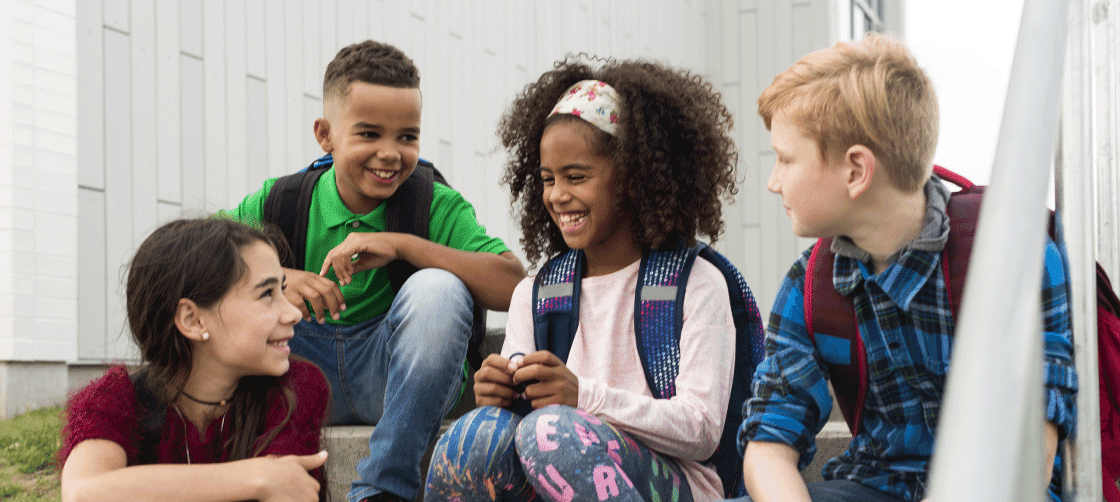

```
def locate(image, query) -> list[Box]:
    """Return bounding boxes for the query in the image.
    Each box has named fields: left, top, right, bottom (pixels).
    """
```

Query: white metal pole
left=926, top=0, right=1068, bottom=500
left=1061, top=0, right=1104, bottom=499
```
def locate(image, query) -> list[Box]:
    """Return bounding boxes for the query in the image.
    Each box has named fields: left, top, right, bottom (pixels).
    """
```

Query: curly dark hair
left=323, top=40, right=420, bottom=100
left=500, top=56, right=738, bottom=267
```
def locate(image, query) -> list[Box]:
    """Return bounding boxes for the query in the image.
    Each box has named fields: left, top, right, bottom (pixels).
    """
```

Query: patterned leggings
left=425, top=405, right=693, bottom=502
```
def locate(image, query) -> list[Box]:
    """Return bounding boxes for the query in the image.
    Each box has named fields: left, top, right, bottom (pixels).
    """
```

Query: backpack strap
left=129, top=368, right=166, bottom=465
left=805, top=239, right=867, bottom=436
left=696, top=243, right=766, bottom=497
left=385, top=159, right=446, bottom=294
left=633, top=244, right=698, bottom=399
left=261, top=156, right=331, bottom=270
left=805, top=165, right=981, bottom=436
left=532, top=249, right=584, bottom=362
left=937, top=165, right=983, bottom=317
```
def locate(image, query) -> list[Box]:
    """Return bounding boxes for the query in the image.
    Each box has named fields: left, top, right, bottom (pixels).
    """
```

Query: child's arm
left=742, top=441, right=811, bottom=502
left=319, top=232, right=525, bottom=311
left=61, top=439, right=326, bottom=502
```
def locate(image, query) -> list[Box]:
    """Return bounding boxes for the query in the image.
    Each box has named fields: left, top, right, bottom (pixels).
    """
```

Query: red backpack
left=804, top=166, right=1120, bottom=499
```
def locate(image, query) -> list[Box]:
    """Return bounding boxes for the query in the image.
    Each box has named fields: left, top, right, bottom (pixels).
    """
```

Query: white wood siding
left=704, top=0, right=832, bottom=314
left=57, top=0, right=847, bottom=362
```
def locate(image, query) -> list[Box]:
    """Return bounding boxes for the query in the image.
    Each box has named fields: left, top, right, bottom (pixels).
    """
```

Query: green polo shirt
left=224, top=166, right=510, bottom=325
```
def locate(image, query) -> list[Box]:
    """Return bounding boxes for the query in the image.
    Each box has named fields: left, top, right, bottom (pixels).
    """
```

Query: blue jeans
left=426, top=405, right=693, bottom=502
left=726, top=479, right=904, bottom=502
left=290, top=269, right=473, bottom=501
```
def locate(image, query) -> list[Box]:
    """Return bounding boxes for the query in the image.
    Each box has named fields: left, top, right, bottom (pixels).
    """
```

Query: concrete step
left=800, top=421, right=852, bottom=483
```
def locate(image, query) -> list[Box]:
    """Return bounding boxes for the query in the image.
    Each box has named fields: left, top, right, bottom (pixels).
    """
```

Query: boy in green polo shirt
left=223, top=40, right=525, bottom=502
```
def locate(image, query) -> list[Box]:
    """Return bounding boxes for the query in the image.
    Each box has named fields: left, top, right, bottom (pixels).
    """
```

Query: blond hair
left=758, top=34, right=938, bottom=192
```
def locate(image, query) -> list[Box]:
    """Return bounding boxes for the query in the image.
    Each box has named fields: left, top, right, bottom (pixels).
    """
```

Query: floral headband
left=548, top=80, right=621, bottom=136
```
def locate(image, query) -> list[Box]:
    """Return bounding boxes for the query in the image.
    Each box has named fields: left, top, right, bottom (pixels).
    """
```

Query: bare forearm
left=393, top=234, right=525, bottom=311
left=64, top=462, right=262, bottom=502
left=1044, top=421, right=1059, bottom=480
left=743, top=441, right=810, bottom=502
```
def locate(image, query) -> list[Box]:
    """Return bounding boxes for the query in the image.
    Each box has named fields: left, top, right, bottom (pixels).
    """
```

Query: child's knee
left=401, top=268, right=471, bottom=304
left=515, top=405, right=611, bottom=457
left=434, top=406, right=521, bottom=468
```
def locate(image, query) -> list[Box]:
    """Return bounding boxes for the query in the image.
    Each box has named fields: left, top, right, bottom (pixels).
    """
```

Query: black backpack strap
left=261, top=155, right=332, bottom=270
left=129, top=368, right=166, bottom=465
left=385, top=160, right=438, bottom=293
left=383, top=159, right=489, bottom=369
left=532, top=249, right=584, bottom=362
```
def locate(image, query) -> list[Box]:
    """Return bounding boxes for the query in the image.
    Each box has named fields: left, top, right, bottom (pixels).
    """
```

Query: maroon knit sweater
left=59, top=359, right=329, bottom=485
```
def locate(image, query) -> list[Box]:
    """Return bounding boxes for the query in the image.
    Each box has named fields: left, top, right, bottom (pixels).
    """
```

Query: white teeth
left=560, top=213, right=587, bottom=225
left=270, top=340, right=288, bottom=347
left=372, top=170, right=396, bottom=179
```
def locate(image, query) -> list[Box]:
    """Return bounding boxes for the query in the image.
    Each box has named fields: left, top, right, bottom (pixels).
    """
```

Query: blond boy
left=734, top=35, right=1076, bottom=502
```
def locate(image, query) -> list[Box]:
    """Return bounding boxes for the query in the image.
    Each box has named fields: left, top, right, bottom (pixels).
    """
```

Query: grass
left=0, top=406, right=62, bottom=501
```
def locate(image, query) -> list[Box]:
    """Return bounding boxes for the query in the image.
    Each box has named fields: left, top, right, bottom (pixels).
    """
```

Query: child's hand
left=319, top=233, right=400, bottom=286
left=282, top=268, right=345, bottom=323
left=248, top=450, right=326, bottom=502
left=473, top=354, right=520, bottom=408
left=512, top=351, right=579, bottom=409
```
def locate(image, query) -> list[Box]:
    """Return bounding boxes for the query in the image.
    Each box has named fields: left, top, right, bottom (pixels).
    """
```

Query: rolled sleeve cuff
left=739, top=411, right=818, bottom=470
left=1043, top=356, right=1078, bottom=440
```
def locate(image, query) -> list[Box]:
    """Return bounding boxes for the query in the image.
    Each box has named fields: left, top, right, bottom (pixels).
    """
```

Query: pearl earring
left=201, top=332, right=209, bottom=341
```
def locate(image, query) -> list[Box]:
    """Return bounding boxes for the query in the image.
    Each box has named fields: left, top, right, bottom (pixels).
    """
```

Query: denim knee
left=397, top=269, right=472, bottom=319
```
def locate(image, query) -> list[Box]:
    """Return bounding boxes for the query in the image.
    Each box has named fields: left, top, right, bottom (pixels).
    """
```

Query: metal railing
left=926, top=0, right=1070, bottom=500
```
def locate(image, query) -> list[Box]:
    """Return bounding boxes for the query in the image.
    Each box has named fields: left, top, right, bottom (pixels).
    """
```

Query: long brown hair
left=125, top=217, right=297, bottom=460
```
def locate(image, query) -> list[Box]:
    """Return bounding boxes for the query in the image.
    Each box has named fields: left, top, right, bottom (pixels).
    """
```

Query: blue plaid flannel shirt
left=739, top=241, right=1078, bottom=501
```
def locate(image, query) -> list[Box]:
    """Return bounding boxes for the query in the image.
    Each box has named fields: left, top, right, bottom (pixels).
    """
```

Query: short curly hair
left=323, top=40, right=420, bottom=101
left=500, top=56, right=738, bottom=267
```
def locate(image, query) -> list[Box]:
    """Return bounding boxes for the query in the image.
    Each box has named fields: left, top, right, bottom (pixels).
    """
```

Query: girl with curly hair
left=59, top=218, right=330, bottom=502
left=425, top=56, right=743, bottom=502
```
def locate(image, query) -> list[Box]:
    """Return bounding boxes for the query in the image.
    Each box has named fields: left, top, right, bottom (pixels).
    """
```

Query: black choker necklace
left=179, top=389, right=232, bottom=407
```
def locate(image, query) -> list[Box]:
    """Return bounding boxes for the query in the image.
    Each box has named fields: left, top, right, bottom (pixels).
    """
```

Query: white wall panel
left=180, top=55, right=204, bottom=210
left=225, top=0, right=248, bottom=207
left=131, top=0, right=157, bottom=243
left=302, top=1, right=320, bottom=98
left=202, top=0, right=227, bottom=210
left=102, top=0, right=128, bottom=34
left=246, top=0, right=266, bottom=80
left=75, top=0, right=103, bottom=190
left=284, top=0, right=304, bottom=177
left=78, top=189, right=107, bottom=361
left=179, top=0, right=202, bottom=58
left=155, top=0, right=180, bottom=204
left=246, top=77, right=268, bottom=192
left=265, top=0, right=287, bottom=179
left=103, top=28, right=133, bottom=360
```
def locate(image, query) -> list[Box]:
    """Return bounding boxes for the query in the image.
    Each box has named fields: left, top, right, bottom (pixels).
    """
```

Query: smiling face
left=540, top=119, right=638, bottom=274
left=197, top=241, right=301, bottom=378
left=316, top=82, right=422, bottom=215
left=767, top=113, right=853, bottom=238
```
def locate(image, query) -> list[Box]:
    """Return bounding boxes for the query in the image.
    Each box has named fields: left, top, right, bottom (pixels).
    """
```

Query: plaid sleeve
left=1041, top=239, right=1078, bottom=440
left=738, top=250, right=834, bottom=470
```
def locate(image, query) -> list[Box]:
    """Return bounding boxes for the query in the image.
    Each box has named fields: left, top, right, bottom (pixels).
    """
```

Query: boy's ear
left=174, top=298, right=209, bottom=342
left=843, top=144, right=876, bottom=199
left=313, top=118, right=333, bottom=153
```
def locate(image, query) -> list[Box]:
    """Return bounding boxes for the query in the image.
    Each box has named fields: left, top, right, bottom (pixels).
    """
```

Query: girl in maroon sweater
left=60, top=218, right=330, bottom=502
